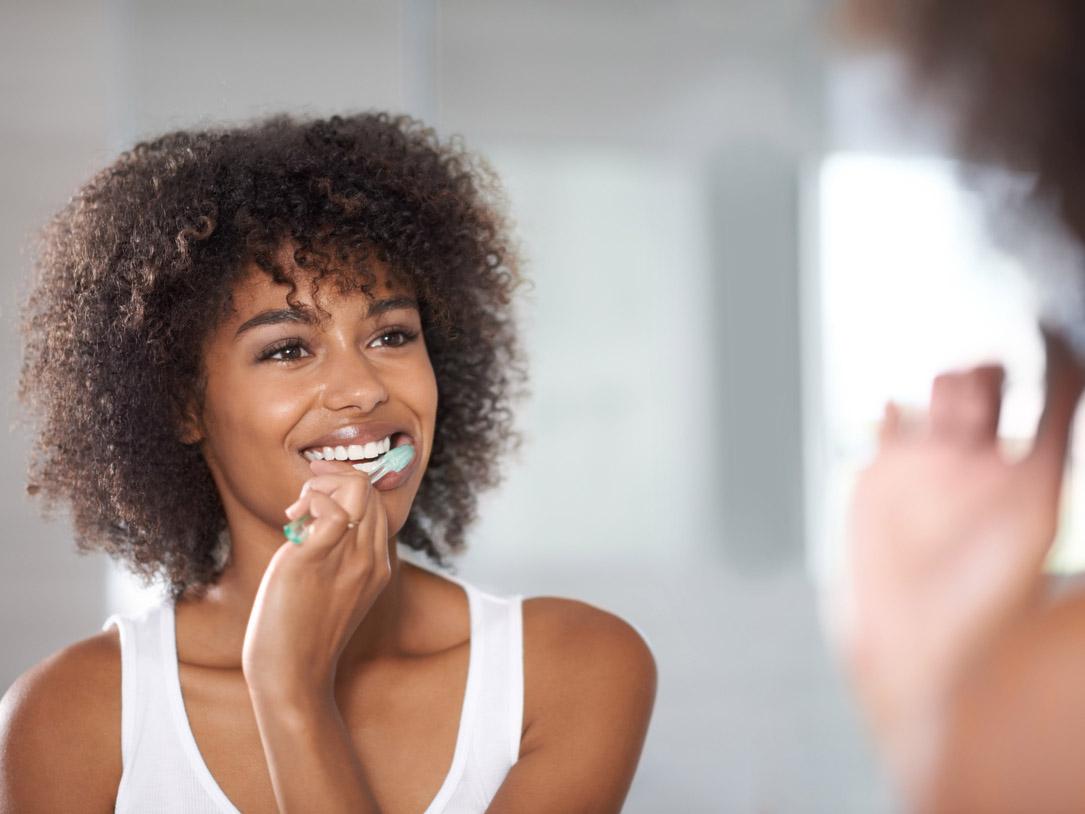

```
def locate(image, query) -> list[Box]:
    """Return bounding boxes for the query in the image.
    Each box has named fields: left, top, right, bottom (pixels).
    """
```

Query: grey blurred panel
left=116, top=0, right=403, bottom=142
left=439, top=0, right=823, bottom=154
left=709, top=143, right=806, bottom=574
left=0, top=1, right=113, bottom=142
left=0, top=563, right=109, bottom=692
left=401, top=0, right=438, bottom=122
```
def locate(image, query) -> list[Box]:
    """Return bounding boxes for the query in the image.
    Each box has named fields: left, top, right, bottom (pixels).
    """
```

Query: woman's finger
left=297, top=472, right=370, bottom=503
left=297, top=490, right=356, bottom=551
left=929, top=365, right=1004, bottom=448
left=289, top=468, right=372, bottom=522
left=1023, top=327, right=1085, bottom=490
left=878, top=401, right=902, bottom=448
left=878, top=401, right=929, bottom=448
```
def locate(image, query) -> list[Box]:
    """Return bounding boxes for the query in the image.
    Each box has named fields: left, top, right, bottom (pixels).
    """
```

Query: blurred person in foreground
left=830, top=2, right=1085, bottom=811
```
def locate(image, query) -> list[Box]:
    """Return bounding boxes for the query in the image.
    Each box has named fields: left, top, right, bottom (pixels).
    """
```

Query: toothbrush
left=283, top=444, right=415, bottom=544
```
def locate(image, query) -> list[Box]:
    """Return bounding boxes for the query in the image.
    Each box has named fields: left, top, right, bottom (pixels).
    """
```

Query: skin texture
left=0, top=254, right=657, bottom=813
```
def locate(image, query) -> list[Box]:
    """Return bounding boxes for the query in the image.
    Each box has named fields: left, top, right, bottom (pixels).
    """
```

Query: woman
left=0, top=113, right=656, bottom=813
left=834, top=2, right=1085, bottom=811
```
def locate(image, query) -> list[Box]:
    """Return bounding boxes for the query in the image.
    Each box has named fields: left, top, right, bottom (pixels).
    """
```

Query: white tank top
left=101, top=575, right=524, bottom=813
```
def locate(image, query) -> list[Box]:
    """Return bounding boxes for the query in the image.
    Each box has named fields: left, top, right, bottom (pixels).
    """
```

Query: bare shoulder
left=520, top=597, right=656, bottom=752
left=522, top=596, right=656, bottom=678
left=484, top=597, right=656, bottom=811
left=0, top=627, right=121, bottom=813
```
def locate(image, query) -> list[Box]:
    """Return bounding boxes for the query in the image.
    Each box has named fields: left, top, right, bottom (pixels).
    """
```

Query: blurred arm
left=917, top=590, right=1085, bottom=813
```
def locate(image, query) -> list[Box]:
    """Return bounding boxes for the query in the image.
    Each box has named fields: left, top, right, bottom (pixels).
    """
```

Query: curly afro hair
left=840, top=0, right=1085, bottom=246
left=19, top=112, right=526, bottom=601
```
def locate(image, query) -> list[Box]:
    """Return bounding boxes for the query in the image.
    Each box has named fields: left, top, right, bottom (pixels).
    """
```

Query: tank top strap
left=425, top=574, right=524, bottom=811
left=102, top=603, right=162, bottom=777
left=102, top=600, right=232, bottom=812
left=469, top=586, right=524, bottom=766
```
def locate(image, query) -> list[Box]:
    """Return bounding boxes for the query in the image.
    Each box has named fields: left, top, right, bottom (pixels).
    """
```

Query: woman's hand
left=835, top=328, right=1085, bottom=793
left=241, top=459, right=391, bottom=705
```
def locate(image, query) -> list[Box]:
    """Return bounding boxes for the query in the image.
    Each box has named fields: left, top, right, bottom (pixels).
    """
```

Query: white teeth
left=352, top=460, right=383, bottom=474
left=304, top=435, right=395, bottom=462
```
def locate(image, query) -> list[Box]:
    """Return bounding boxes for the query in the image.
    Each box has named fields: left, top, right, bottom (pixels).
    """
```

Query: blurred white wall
left=0, top=2, right=893, bottom=811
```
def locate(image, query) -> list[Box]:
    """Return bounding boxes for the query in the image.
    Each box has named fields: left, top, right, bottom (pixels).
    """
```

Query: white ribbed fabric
left=101, top=575, right=524, bottom=813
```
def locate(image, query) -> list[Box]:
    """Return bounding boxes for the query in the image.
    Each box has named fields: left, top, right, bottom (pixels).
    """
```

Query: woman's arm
left=0, top=631, right=121, bottom=814
left=486, top=598, right=657, bottom=814
left=248, top=685, right=378, bottom=813
left=242, top=461, right=394, bottom=812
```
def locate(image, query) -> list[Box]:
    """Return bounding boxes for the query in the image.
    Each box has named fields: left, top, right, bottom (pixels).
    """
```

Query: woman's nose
left=320, top=348, right=389, bottom=413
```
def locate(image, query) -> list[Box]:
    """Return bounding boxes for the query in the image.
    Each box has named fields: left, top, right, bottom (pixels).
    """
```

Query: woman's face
left=189, top=256, right=437, bottom=541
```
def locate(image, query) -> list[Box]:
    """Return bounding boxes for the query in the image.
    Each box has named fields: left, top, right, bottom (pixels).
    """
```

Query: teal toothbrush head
left=370, top=444, right=414, bottom=484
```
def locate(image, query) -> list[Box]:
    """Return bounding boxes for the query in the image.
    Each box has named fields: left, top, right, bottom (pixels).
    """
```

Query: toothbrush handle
left=283, top=513, right=311, bottom=544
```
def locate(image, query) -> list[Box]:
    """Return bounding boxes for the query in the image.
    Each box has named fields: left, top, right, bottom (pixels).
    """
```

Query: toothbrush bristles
left=370, top=444, right=414, bottom=483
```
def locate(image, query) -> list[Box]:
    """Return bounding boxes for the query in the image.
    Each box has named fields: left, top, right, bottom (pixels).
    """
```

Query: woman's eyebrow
left=366, top=296, right=418, bottom=317
left=233, top=297, right=419, bottom=338
left=234, top=308, right=315, bottom=337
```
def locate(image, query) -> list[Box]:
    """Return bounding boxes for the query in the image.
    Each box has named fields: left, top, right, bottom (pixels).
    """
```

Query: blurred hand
left=835, top=328, right=1085, bottom=788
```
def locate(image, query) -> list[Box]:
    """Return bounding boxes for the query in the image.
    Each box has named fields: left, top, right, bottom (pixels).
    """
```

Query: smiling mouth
left=300, top=433, right=413, bottom=475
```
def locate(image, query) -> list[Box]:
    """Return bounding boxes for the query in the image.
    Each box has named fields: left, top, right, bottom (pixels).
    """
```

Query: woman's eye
left=259, top=340, right=311, bottom=362
left=370, top=329, right=418, bottom=349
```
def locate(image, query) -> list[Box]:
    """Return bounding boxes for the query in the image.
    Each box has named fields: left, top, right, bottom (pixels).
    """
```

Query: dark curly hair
left=840, top=0, right=1085, bottom=247
left=18, top=112, right=526, bottom=602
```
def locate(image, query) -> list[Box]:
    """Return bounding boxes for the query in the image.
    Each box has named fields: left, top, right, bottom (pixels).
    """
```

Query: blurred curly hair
left=19, top=112, right=526, bottom=601
left=840, top=0, right=1085, bottom=245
